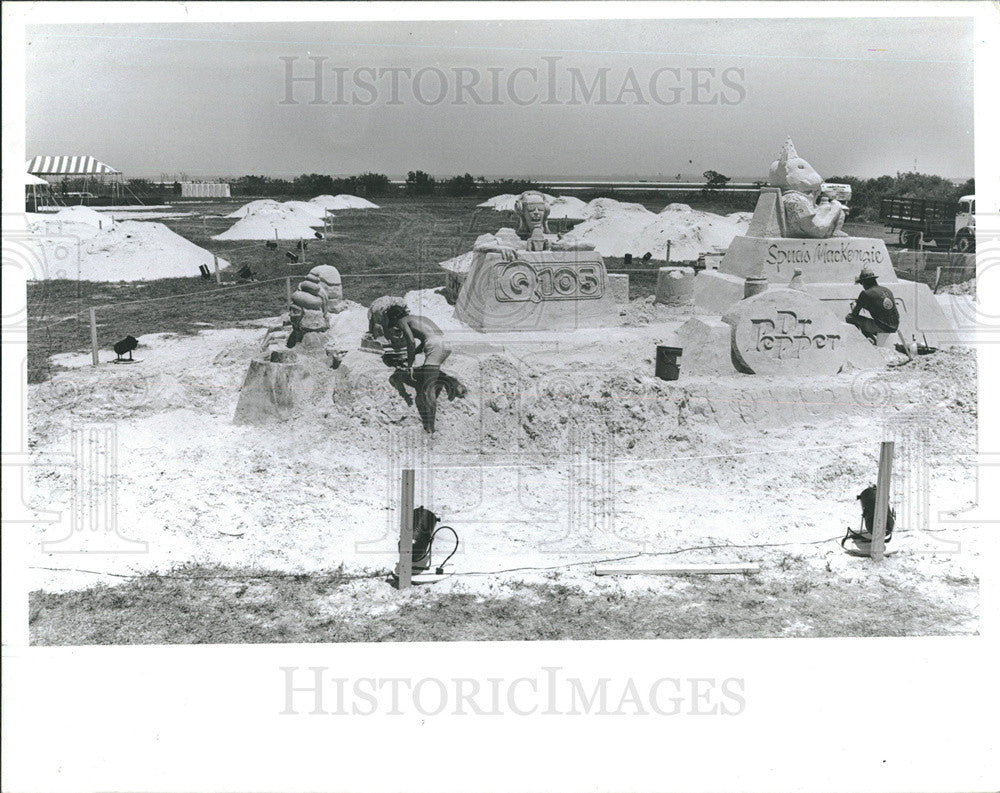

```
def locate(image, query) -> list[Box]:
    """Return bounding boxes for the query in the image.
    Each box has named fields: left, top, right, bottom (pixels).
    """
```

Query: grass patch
left=29, top=562, right=977, bottom=644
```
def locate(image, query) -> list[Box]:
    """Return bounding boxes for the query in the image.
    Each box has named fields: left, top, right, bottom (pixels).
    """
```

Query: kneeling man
left=845, top=266, right=914, bottom=361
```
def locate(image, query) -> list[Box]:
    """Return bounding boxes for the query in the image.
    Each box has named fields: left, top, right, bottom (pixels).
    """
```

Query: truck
left=879, top=194, right=975, bottom=252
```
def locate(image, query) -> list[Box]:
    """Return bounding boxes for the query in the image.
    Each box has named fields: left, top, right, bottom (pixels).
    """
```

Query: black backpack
left=842, top=485, right=895, bottom=548
left=411, top=506, right=438, bottom=571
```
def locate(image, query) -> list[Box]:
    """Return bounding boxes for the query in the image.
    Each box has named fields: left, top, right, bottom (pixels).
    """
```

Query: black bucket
left=655, top=346, right=683, bottom=381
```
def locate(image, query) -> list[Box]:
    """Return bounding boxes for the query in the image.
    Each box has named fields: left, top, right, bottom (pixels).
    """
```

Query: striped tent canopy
left=26, top=155, right=120, bottom=175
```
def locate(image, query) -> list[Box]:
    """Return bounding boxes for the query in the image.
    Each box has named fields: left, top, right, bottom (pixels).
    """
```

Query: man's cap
left=855, top=266, right=876, bottom=283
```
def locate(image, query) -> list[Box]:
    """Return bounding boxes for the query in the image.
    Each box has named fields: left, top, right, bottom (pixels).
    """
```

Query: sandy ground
left=26, top=290, right=979, bottom=630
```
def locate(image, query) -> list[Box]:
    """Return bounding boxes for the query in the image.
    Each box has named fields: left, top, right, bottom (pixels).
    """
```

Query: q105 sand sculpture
left=454, top=190, right=625, bottom=331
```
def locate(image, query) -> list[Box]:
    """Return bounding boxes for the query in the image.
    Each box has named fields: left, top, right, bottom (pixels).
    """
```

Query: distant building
left=181, top=182, right=231, bottom=198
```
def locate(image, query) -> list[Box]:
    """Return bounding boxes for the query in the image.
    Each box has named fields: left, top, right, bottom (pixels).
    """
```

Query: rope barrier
left=87, top=276, right=292, bottom=310
left=76, top=271, right=445, bottom=311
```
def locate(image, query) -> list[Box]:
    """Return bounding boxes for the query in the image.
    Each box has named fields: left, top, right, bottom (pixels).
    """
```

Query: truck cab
left=954, top=195, right=975, bottom=253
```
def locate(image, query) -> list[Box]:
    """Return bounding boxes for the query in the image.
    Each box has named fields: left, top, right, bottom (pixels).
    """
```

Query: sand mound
left=98, top=210, right=194, bottom=220
left=477, top=193, right=559, bottom=212
left=213, top=212, right=323, bottom=241
left=310, top=194, right=380, bottom=210
left=445, top=198, right=749, bottom=264
left=282, top=200, right=329, bottom=220
left=215, top=202, right=327, bottom=240
left=548, top=195, right=590, bottom=220
left=51, top=205, right=112, bottom=228
left=277, top=204, right=325, bottom=227
left=226, top=199, right=283, bottom=219
left=560, top=199, right=749, bottom=260
left=25, top=219, right=230, bottom=281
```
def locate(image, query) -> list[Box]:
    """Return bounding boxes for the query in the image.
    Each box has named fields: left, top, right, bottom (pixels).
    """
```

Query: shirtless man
left=383, top=305, right=453, bottom=433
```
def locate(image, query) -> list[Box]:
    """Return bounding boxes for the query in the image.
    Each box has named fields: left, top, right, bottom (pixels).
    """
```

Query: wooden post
left=666, top=240, right=672, bottom=263
left=396, top=469, right=415, bottom=588
left=89, top=307, right=99, bottom=366
left=286, top=276, right=293, bottom=308
left=300, top=239, right=306, bottom=266
left=213, top=254, right=221, bottom=284
left=871, top=441, right=895, bottom=561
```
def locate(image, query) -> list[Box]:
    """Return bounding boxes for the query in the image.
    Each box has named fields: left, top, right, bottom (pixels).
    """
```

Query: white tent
left=24, top=172, right=49, bottom=211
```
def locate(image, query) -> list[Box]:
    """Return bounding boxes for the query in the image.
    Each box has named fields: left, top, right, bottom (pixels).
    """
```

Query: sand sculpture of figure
left=368, top=295, right=409, bottom=339
left=473, top=190, right=595, bottom=258
left=360, top=294, right=409, bottom=352
left=769, top=138, right=848, bottom=239
left=287, top=265, right=346, bottom=348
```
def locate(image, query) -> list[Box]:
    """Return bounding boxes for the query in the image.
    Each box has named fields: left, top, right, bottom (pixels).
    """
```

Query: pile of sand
left=213, top=213, right=323, bottom=241
left=282, top=200, right=330, bottom=220
left=226, top=199, right=283, bottom=219
left=37, top=205, right=193, bottom=221
left=310, top=194, right=380, bottom=210
left=25, top=219, right=230, bottom=281
left=52, top=205, right=113, bottom=228
left=463, top=197, right=748, bottom=261
left=96, top=210, right=194, bottom=220
left=478, top=193, right=556, bottom=212
left=216, top=199, right=333, bottom=240
left=548, top=195, right=590, bottom=220
left=559, top=200, right=750, bottom=260
left=227, top=201, right=322, bottom=226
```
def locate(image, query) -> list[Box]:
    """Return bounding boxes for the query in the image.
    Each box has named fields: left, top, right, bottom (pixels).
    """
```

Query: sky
left=25, top=18, right=974, bottom=180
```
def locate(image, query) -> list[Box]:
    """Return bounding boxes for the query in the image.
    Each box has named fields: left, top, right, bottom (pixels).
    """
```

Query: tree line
left=823, top=172, right=975, bottom=222
left=223, top=172, right=540, bottom=198
left=123, top=170, right=974, bottom=214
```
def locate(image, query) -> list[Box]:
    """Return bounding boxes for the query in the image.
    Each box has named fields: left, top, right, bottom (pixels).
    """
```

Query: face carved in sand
left=515, top=191, right=551, bottom=237
left=769, top=138, right=823, bottom=195
left=766, top=138, right=848, bottom=239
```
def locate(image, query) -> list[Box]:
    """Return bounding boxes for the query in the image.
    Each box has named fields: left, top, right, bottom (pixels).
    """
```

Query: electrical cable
left=428, top=525, right=460, bottom=573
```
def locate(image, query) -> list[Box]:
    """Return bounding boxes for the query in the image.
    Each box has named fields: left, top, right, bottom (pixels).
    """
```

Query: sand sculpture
left=454, top=191, right=622, bottom=331
left=690, top=138, right=954, bottom=366
left=362, top=295, right=409, bottom=351
left=284, top=265, right=346, bottom=349
left=768, top=138, right=848, bottom=239
left=472, top=190, right=597, bottom=255
left=233, top=265, right=349, bottom=424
